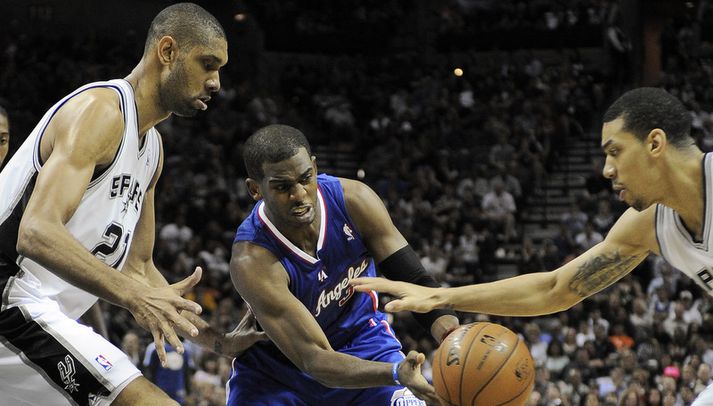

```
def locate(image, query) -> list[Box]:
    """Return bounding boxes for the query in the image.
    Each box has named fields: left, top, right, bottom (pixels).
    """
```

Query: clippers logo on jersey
left=390, top=388, right=426, bottom=406
left=58, top=354, right=80, bottom=394
left=343, top=223, right=354, bottom=241
left=94, top=354, right=113, bottom=371
left=314, top=258, right=369, bottom=317
left=109, top=174, right=144, bottom=213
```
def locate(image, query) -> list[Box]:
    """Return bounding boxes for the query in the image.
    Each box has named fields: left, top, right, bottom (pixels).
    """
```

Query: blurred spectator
left=481, top=179, right=517, bottom=241
left=544, top=338, right=570, bottom=380
left=575, top=221, right=603, bottom=251
left=144, top=341, right=193, bottom=405
left=121, top=330, right=142, bottom=369
left=561, top=202, right=588, bottom=235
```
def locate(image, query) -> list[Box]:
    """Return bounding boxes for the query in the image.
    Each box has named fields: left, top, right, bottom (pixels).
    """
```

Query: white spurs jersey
left=0, top=79, right=160, bottom=319
left=656, top=153, right=713, bottom=295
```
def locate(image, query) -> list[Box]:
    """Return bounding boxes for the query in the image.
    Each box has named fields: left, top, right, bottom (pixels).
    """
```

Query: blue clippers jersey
left=234, top=174, right=381, bottom=349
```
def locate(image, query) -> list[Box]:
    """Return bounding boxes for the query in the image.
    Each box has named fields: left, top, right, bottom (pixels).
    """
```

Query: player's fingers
left=168, top=311, right=200, bottom=337
left=172, top=296, right=202, bottom=315
left=160, top=322, right=184, bottom=354
left=384, top=299, right=407, bottom=313
left=349, top=277, right=391, bottom=291
left=172, top=267, right=203, bottom=295
left=152, top=330, right=167, bottom=367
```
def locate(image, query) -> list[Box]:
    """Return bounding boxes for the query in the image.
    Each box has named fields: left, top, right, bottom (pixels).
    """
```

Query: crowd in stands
left=4, top=1, right=713, bottom=405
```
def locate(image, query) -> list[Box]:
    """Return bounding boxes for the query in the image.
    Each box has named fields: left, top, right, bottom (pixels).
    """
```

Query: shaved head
left=143, top=3, right=225, bottom=56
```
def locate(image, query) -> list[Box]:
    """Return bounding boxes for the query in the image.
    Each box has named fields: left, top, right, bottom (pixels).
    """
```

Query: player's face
left=258, top=148, right=319, bottom=227
left=601, top=118, right=658, bottom=211
left=159, top=36, right=228, bottom=117
left=0, top=114, right=9, bottom=165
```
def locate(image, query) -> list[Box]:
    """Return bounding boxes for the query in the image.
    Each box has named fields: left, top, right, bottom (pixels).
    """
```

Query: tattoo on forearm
left=214, top=338, right=223, bottom=354
left=568, top=250, right=644, bottom=297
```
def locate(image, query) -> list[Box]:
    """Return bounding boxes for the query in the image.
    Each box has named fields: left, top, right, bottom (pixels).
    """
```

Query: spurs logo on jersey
left=58, top=355, right=80, bottom=394
left=656, top=154, right=713, bottom=297
left=314, top=258, right=369, bottom=317
left=110, top=174, right=144, bottom=214
left=0, top=79, right=160, bottom=320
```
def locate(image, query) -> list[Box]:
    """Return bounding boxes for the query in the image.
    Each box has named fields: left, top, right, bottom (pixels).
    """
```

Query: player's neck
left=663, top=148, right=706, bottom=237
left=267, top=206, right=322, bottom=256
left=124, top=62, right=171, bottom=137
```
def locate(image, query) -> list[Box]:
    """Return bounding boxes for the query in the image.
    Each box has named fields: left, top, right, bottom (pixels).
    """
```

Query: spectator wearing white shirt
left=481, top=179, right=517, bottom=241
left=575, top=222, right=603, bottom=251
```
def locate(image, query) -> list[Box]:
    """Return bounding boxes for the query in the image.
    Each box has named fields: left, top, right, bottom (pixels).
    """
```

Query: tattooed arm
left=352, top=207, right=656, bottom=316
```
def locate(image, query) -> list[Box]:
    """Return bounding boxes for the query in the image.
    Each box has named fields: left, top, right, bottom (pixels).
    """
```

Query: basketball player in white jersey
left=0, top=3, right=263, bottom=405
left=353, top=87, right=713, bottom=405
left=0, top=105, right=9, bottom=166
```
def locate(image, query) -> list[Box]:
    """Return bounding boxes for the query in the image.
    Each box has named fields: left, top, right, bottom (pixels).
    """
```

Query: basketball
left=432, top=322, right=535, bottom=406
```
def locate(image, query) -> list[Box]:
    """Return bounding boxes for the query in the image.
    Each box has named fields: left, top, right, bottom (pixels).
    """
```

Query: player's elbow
left=300, top=351, right=340, bottom=388
left=16, top=218, right=44, bottom=257
left=548, top=272, right=584, bottom=313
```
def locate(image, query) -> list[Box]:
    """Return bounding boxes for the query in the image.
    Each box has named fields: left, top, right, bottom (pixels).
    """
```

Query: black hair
left=143, top=3, right=225, bottom=56
left=602, top=87, right=693, bottom=148
left=243, top=124, right=312, bottom=180
left=0, top=105, right=7, bottom=118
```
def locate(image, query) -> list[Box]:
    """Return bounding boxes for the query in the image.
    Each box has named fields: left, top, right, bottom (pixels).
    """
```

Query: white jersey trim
left=256, top=188, right=327, bottom=265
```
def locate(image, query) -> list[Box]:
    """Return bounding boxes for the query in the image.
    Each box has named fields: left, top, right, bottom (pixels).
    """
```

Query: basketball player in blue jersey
left=228, top=124, right=460, bottom=405
left=353, top=87, right=713, bottom=405
left=0, top=4, right=263, bottom=405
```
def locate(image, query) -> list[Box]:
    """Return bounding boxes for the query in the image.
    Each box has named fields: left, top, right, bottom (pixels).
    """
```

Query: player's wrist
left=392, top=360, right=402, bottom=385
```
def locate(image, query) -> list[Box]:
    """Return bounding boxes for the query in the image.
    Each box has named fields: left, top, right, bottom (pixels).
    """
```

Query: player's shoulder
left=232, top=240, right=279, bottom=269
left=52, top=86, right=125, bottom=140
left=61, top=87, right=124, bottom=124
left=336, top=177, right=374, bottom=202
left=46, top=87, right=126, bottom=162
left=606, top=205, right=658, bottom=253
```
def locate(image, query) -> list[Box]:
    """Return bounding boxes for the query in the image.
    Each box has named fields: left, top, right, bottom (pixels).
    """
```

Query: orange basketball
left=432, top=322, right=535, bottom=406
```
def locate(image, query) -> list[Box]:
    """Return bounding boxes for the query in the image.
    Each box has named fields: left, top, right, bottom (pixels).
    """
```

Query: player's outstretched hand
left=350, top=277, right=440, bottom=313
left=222, top=307, right=269, bottom=357
left=398, top=351, right=441, bottom=405
left=129, top=267, right=203, bottom=367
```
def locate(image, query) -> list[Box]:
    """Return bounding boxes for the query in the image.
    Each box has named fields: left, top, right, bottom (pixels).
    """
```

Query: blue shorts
left=226, top=316, right=425, bottom=405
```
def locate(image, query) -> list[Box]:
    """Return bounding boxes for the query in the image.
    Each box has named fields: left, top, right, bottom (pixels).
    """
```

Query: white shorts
left=0, top=299, right=141, bottom=405
left=693, top=382, right=713, bottom=406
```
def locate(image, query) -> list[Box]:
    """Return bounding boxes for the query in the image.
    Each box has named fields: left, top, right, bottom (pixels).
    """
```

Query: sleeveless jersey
left=656, top=153, right=713, bottom=295
left=0, top=79, right=161, bottom=319
left=235, top=174, right=382, bottom=352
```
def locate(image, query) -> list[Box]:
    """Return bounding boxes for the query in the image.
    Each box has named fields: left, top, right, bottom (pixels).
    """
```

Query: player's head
left=144, top=3, right=228, bottom=117
left=243, top=125, right=318, bottom=226
left=601, top=87, right=694, bottom=211
left=0, top=105, right=9, bottom=166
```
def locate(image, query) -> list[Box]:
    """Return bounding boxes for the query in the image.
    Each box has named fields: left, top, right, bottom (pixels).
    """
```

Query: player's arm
left=230, top=242, right=439, bottom=403
left=120, top=135, right=265, bottom=358
left=341, top=178, right=459, bottom=341
left=16, top=89, right=201, bottom=363
left=353, top=207, right=656, bottom=316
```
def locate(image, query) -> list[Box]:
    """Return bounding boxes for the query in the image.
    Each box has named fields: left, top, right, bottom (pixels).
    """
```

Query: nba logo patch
left=343, top=223, right=354, bottom=241
left=94, top=355, right=113, bottom=371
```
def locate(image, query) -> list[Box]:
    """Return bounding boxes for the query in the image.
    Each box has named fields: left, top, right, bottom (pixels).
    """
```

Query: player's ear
left=245, top=178, right=262, bottom=201
left=648, top=128, right=666, bottom=157
left=311, top=156, right=318, bottom=174
left=157, top=36, right=177, bottom=65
